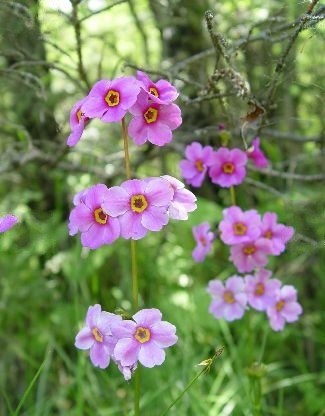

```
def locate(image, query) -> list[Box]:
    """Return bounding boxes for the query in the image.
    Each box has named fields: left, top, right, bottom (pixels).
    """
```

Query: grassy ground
left=1, top=187, right=325, bottom=416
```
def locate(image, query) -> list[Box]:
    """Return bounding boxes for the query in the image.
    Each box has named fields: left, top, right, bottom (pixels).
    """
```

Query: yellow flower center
left=276, top=300, right=285, bottom=311
left=222, top=162, right=235, bottom=174
left=224, top=290, right=235, bottom=304
left=149, top=86, right=159, bottom=97
left=243, top=245, right=256, bottom=255
left=233, top=222, right=247, bottom=235
left=264, top=230, right=272, bottom=239
left=255, top=283, right=265, bottom=296
left=77, top=109, right=83, bottom=123
left=92, top=327, right=104, bottom=342
left=199, top=237, right=207, bottom=246
left=195, top=159, right=204, bottom=172
left=134, top=326, right=151, bottom=343
left=144, top=107, right=158, bottom=124
left=94, top=207, right=108, bottom=225
left=131, top=194, right=148, bottom=213
left=105, top=89, right=120, bottom=107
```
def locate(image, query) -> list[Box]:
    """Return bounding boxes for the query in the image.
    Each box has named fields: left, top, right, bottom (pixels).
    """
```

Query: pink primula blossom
left=207, top=276, right=247, bottom=321
left=266, top=285, right=303, bottom=331
left=179, top=142, right=214, bottom=187
left=208, top=147, right=247, bottom=188
left=219, top=206, right=262, bottom=245
left=112, top=308, right=178, bottom=368
left=81, top=76, right=140, bottom=123
left=192, top=222, right=215, bottom=262
left=75, top=304, right=122, bottom=369
left=260, top=212, right=294, bottom=255
left=68, top=184, right=120, bottom=249
left=0, top=215, right=18, bottom=233
left=245, top=269, right=281, bottom=311
left=246, top=137, right=269, bottom=168
left=161, top=175, right=197, bottom=220
left=67, top=96, right=90, bottom=147
left=137, top=71, right=178, bottom=104
left=102, top=178, right=173, bottom=240
left=229, top=238, right=272, bottom=273
left=128, top=91, right=182, bottom=146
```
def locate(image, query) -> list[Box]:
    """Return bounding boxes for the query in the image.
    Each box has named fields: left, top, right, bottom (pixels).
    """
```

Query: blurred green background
left=0, top=0, right=325, bottom=414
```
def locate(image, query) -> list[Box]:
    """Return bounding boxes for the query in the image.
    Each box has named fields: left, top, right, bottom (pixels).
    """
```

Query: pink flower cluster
left=219, top=206, right=294, bottom=273
left=68, top=176, right=196, bottom=248
left=192, top=222, right=215, bottom=262
left=179, top=137, right=269, bottom=188
left=207, top=269, right=302, bottom=331
left=67, top=71, right=181, bottom=147
left=75, top=305, right=177, bottom=379
left=205, top=206, right=301, bottom=331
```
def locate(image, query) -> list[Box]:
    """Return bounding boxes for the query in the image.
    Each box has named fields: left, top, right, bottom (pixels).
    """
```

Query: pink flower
left=229, top=238, right=272, bottom=273
left=112, top=308, right=178, bottom=368
left=260, top=212, right=294, bottom=255
left=75, top=304, right=122, bottom=369
left=102, top=178, right=173, bottom=240
left=192, top=222, right=215, bottom=262
left=115, top=361, right=137, bottom=381
left=81, top=76, right=140, bottom=122
left=245, top=269, right=281, bottom=311
left=247, top=137, right=269, bottom=168
left=136, top=70, right=178, bottom=104
left=219, top=206, right=262, bottom=245
left=266, top=285, right=303, bottom=331
left=68, top=184, right=120, bottom=249
left=128, top=91, right=182, bottom=146
left=0, top=215, right=18, bottom=233
left=161, top=175, right=197, bottom=220
left=179, top=142, right=214, bottom=187
left=207, top=276, right=247, bottom=321
left=208, top=147, right=247, bottom=187
left=67, top=96, right=90, bottom=147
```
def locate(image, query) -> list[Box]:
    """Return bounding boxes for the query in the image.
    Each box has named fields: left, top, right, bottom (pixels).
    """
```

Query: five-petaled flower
left=67, top=96, right=90, bottom=147
left=266, top=285, right=303, bottom=331
left=260, top=212, right=294, bottom=255
left=112, top=308, right=178, bottom=368
left=179, top=141, right=214, bottom=187
left=219, top=206, right=262, bottom=245
left=246, top=137, right=269, bottom=168
left=128, top=91, right=182, bottom=146
left=68, top=184, right=120, bottom=249
left=208, top=147, right=247, bottom=187
left=245, top=269, right=281, bottom=311
left=229, top=238, right=272, bottom=273
left=102, top=178, right=173, bottom=240
left=192, top=222, right=215, bottom=262
left=0, top=214, right=18, bottom=233
left=207, top=276, right=247, bottom=321
left=161, top=175, right=197, bottom=220
left=137, top=70, right=178, bottom=104
left=81, top=76, right=141, bottom=123
left=75, top=304, right=122, bottom=369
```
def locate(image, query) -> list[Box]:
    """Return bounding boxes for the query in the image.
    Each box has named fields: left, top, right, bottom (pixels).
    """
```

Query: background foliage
left=0, top=0, right=325, bottom=415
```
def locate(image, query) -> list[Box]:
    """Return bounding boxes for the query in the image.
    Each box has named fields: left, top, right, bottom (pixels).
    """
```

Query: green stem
left=134, top=367, right=140, bottom=416
left=131, top=239, right=139, bottom=311
left=121, top=116, right=140, bottom=416
left=160, top=348, right=224, bottom=416
left=229, top=185, right=236, bottom=206
left=160, top=369, right=205, bottom=416
left=122, top=117, right=131, bottom=180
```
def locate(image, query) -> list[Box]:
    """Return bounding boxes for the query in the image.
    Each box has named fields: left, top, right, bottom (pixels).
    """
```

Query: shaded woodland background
left=0, top=0, right=325, bottom=415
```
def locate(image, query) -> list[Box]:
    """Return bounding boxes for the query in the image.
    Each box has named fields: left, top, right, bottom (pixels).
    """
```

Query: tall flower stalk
left=69, top=72, right=191, bottom=415
left=121, top=115, right=140, bottom=415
